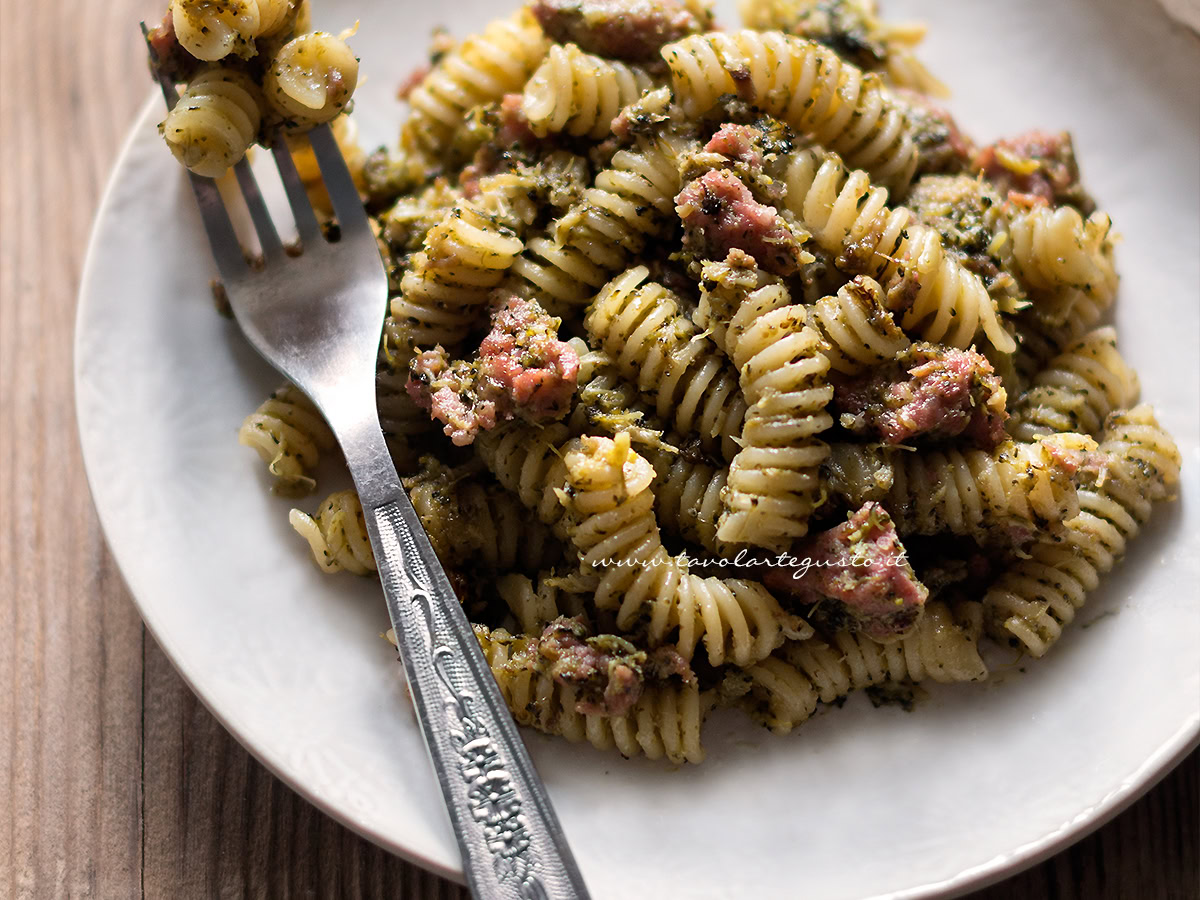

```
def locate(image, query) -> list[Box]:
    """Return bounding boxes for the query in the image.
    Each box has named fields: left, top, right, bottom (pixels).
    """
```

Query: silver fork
left=145, top=34, right=590, bottom=900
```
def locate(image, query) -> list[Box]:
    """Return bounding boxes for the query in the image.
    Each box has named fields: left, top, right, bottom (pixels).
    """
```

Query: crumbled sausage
left=537, top=616, right=694, bottom=716
left=407, top=296, right=580, bottom=445
left=705, top=123, right=765, bottom=171
left=676, top=170, right=809, bottom=276
left=973, top=130, right=1095, bottom=212
left=833, top=343, right=1009, bottom=449
left=763, top=503, right=928, bottom=642
left=530, top=0, right=708, bottom=61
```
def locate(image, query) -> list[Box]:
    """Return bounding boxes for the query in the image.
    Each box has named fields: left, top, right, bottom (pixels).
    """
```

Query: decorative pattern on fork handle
left=370, top=499, right=582, bottom=900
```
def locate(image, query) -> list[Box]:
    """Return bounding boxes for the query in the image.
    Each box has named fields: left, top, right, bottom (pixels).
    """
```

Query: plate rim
left=74, top=92, right=1199, bottom=900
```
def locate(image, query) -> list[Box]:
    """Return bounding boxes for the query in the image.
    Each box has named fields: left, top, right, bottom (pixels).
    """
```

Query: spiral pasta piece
left=496, top=573, right=590, bottom=634
left=522, top=42, right=655, bottom=139
left=289, top=490, right=374, bottom=575
left=660, top=30, right=917, bottom=189
left=824, top=432, right=1097, bottom=538
left=476, top=378, right=708, bottom=557
left=238, top=383, right=335, bottom=496
left=806, top=275, right=910, bottom=375
left=375, top=367, right=434, bottom=445
left=976, top=202, right=1114, bottom=385
left=264, top=31, right=359, bottom=129
left=475, top=422, right=574, bottom=537
left=1009, top=290, right=1106, bottom=385
left=160, top=67, right=262, bottom=177
left=1007, top=327, right=1140, bottom=442
left=783, top=148, right=1015, bottom=353
left=509, top=135, right=686, bottom=310
left=388, top=203, right=524, bottom=358
left=643, top=444, right=728, bottom=555
left=737, top=600, right=987, bottom=733
left=585, top=267, right=747, bottom=461
left=568, top=342, right=669, bottom=447
left=1001, top=205, right=1118, bottom=303
left=983, top=406, right=1180, bottom=657
left=567, top=342, right=732, bottom=554
left=737, top=0, right=947, bottom=97
left=402, top=10, right=549, bottom=159
left=254, top=0, right=296, bottom=37
left=559, top=434, right=806, bottom=666
left=509, top=235, right=614, bottom=310
left=403, top=458, right=564, bottom=573
left=712, top=281, right=834, bottom=549
left=170, top=0, right=297, bottom=61
left=476, top=626, right=708, bottom=764
left=567, top=343, right=733, bottom=554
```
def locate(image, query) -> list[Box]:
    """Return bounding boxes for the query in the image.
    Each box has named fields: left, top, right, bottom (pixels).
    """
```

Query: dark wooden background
left=1, top=1, right=1195, bottom=897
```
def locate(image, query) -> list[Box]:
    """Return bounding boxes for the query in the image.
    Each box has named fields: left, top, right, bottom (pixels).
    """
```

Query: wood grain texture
left=0, top=0, right=1194, bottom=898
left=1, top=0, right=155, bottom=898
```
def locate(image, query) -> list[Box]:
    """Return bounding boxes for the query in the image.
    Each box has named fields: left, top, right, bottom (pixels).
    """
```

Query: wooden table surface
left=1, top=1, right=1196, bottom=897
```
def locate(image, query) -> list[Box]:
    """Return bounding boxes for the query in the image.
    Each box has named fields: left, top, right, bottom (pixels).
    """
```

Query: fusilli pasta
left=999, top=204, right=1118, bottom=303
left=823, top=432, right=1097, bottom=538
left=264, top=31, right=359, bottom=129
left=661, top=29, right=918, bottom=189
left=735, top=600, right=987, bottom=733
left=569, top=342, right=730, bottom=554
left=403, top=458, right=564, bottom=573
left=805, top=275, right=910, bottom=375
left=401, top=10, right=549, bottom=160
left=289, top=489, right=374, bottom=575
left=1008, top=290, right=1108, bottom=388
left=497, top=573, right=590, bottom=634
left=559, top=434, right=807, bottom=666
left=705, top=278, right=834, bottom=549
left=1007, top=327, right=1139, bottom=442
left=522, top=42, right=655, bottom=139
left=643, top=443, right=729, bottom=555
left=509, top=134, right=686, bottom=311
left=388, top=203, right=524, bottom=357
left=476, top=625, right=709, bottom=764
left=782, top=147, right=1016, bottom=352
left=170, top=0, right=298, bottom=61
left=160, top=67, right=263, bottom=178
left=238, top=383, right=335, bottom=496
left=585, top=267, right=747, bottom=461
left=475, top=421, right=574, bottom=537
left=737, top=0, right=948, bottom=97
left=983, top=406, right=1181, bottom=657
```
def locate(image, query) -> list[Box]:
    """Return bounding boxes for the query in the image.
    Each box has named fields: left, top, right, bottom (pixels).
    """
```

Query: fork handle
left=345, top=437, right=590, bottom=900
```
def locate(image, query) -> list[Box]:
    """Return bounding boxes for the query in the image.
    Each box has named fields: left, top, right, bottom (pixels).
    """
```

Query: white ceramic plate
left=77, top=0, right=1200, bottom=897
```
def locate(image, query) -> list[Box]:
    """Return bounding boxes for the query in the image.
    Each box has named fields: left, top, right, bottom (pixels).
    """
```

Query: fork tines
left=140, top=23, right=366, bottom=279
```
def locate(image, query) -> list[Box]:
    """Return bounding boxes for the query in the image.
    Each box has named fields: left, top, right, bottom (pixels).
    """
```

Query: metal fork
left=145, top=33, right=590, bottom=900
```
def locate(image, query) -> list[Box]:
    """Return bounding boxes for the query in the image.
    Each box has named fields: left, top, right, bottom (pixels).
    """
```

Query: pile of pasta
left=146, top=0, right=361, bottom=180
left=235, top=0, right=1180, bottom=766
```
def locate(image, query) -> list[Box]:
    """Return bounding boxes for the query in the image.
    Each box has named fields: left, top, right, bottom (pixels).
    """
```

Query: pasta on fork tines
left=147, top=0, right=359, bottom=177
left=173, top=0, right=1182, bottom=765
